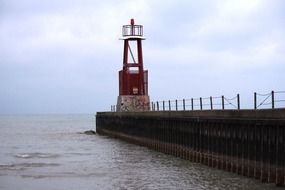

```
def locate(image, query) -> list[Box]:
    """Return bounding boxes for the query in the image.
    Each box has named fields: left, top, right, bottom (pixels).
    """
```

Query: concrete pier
left=96, top=109, right=285, bottom=186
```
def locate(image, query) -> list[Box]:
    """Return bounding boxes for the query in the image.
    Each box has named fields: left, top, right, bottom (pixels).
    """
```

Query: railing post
left=222, top=95, right=224, bottom=110
left=271, top=90, right=275, bottom=109
left=183, top=99, right=185, bottom=111
left=153, top=102, right=156, bottom=111
left=254, top=92, right=257, bottom=110
left=169, top=100, right=171, bottom=111
left=210, top=96, right=213, bottom=110
left=200, top=97, right=203, bottom=110
left=237, top=94, right=240, bottom=110
left=176, top=100, right=178, bottom=111
left=157, top=101, right=159, bottom=111
left=191, top=98, right=194, bottom=110
left=163, top=100, right=165, bottom=111
left=151, top=102, right=154, bottom=111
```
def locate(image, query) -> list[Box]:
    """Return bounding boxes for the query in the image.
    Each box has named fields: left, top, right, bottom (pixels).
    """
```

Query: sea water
left=0, top=114, right=281, bottom=190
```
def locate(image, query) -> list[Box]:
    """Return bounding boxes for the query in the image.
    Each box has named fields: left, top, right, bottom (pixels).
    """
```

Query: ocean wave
left=14, top=152, right=60, bottom=159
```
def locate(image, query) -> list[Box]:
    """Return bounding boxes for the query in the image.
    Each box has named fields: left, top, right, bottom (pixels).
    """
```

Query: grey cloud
left=1, top=0, right=285, bottom=113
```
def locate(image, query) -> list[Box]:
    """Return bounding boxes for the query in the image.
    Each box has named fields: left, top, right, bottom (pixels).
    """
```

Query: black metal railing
left=110, top=90, right=285, bottom=112
left=151, top=94, right=240, bottom=111
left=254, top=90, right=285, bottom=109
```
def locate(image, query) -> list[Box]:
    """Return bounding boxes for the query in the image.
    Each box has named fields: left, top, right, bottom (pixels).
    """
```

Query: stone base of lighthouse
left=116, top=95, right=150, bottom=112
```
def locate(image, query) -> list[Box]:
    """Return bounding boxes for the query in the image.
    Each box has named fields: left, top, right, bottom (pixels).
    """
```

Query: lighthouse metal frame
left=117, top=19, right=150, bottom=112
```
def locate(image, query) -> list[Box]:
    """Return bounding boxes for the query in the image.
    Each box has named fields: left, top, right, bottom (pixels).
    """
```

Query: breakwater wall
left=96, top=109, right=285, bottom=186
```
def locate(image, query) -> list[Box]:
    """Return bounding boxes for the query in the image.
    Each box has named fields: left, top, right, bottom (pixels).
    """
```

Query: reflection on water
left=0, top=115, right=282, bottom=190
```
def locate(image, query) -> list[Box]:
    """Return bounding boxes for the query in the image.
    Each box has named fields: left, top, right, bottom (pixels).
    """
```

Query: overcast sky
left=1, top=0, right=284, bottom=114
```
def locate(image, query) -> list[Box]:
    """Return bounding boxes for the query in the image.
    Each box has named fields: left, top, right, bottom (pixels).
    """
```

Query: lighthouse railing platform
left=122, top=25, right=143, bottom=37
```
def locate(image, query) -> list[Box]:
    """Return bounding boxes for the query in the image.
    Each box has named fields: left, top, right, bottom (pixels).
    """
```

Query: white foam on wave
left=14, top=153, right=60, bottom=159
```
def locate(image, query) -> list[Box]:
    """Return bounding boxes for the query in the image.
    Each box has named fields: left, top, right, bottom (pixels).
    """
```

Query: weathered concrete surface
left=96, top=109, right=285, bottom=186
left=116, top=95, right=150, bottom=112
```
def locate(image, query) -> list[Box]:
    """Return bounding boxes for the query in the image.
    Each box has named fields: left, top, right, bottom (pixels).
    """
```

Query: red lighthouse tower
left=117, top=19, right=150, bottom=111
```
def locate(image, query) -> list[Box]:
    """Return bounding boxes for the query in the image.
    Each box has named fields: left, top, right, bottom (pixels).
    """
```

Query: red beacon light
left=130, top=18, right=135, bottom=25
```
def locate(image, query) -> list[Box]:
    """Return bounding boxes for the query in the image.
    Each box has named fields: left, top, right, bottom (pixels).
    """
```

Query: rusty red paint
left=119, top=20, right=148, bottom=96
